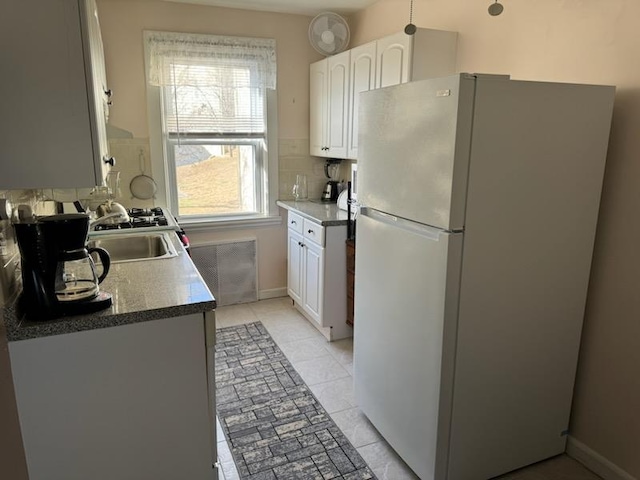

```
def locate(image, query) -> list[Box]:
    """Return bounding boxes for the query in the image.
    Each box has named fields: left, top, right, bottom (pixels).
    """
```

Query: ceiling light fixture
left=404, top=0, right=416, bottom=35
left=488, top=0, right=504, bottom=16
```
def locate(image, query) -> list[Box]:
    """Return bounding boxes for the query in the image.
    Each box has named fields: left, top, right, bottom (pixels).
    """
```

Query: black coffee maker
left=14, top=214, right=113, bottom=320
left=321, top=159, right=342, bottom=202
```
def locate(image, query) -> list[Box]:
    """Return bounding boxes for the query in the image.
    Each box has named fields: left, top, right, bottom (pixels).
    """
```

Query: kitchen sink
left=88, top=232, right=178, bottom=263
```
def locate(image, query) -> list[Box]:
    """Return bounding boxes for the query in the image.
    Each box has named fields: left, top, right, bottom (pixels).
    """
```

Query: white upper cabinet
left=326, top=51, right=351, bottom=159
left=347, top=42, right=377, bottom=159
left=310, top=28, right=458, bottom=160
left=376, top=32, right=411, bottom=88
left=377, top=29, right=458, bottom=89
left=0, top=0, right=112, bottom=189
left=85, top=0, right=113, bottom=185
left=309, top=60, right=328, bottom=157
left=310, top=50, right=350, bottom=158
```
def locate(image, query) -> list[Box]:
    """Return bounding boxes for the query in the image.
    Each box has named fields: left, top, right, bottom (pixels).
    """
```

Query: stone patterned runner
left=215, top=322, right=376, bottom=480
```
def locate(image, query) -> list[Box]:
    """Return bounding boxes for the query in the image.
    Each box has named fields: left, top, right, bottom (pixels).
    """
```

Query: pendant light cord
left=404, top=0, right=417, bottom=35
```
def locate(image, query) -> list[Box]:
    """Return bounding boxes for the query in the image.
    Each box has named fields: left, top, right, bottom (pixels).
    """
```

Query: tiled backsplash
left=279, top=139, right=354, bottom=201
left=106, top=138, right=155, bottom=209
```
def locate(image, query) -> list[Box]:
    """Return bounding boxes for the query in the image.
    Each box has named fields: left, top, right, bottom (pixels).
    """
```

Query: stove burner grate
left=94, top=207, right=170, bottom=230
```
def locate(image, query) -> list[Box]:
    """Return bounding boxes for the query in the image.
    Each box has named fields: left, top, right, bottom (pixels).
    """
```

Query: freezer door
left=353, top=208, right=462, bottom=480
left=358, top=74, right=475, bottom=230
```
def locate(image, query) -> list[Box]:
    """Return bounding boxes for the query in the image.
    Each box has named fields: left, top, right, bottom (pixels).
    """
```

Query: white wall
left=350, top=0, right=640, bottom=477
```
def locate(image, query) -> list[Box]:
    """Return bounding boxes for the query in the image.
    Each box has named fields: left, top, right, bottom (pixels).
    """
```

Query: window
left=145, top=31, right=279, bottom=225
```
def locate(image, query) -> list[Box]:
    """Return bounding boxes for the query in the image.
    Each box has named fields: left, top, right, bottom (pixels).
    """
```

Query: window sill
left=179, top=214, right=283, bottom=232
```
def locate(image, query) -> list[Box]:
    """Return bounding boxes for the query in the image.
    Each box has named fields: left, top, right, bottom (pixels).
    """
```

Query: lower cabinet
left=287, top=230, right=304, bottom=305
left=288, top=227, right=324, bottom=326
left=9, top=313, right=217, bottom=480
left=302, top=239, right=324, bottom=325
left=286, top=211, right=351, bottom=341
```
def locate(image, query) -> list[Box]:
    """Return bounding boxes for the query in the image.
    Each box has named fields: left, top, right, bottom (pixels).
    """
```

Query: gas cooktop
left=89, top=207, right=180, bottom=236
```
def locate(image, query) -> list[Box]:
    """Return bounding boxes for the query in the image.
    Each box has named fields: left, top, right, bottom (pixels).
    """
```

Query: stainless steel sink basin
left=88, top=232, right=178, bottom=263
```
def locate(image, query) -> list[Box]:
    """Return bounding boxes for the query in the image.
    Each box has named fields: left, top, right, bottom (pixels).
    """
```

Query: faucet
left=89, top=212, right=128, bottom=230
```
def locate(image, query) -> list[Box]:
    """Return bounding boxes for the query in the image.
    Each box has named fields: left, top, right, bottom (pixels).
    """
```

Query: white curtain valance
left=145, top=30, right=277, bottom=89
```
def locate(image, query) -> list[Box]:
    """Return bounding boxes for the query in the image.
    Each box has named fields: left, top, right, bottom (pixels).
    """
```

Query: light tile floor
left=214, top=298, right=602, bottom=480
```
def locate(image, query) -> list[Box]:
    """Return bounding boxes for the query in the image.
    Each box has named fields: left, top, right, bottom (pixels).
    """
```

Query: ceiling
left=157, top=0, right=378, bottom=16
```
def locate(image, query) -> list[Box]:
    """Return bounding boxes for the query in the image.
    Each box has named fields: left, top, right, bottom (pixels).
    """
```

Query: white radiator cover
left=190, top=238, right=258, bottom=306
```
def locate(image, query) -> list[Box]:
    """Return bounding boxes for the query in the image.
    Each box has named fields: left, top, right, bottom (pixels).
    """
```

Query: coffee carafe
left=15, top=214, right=113, bottom=320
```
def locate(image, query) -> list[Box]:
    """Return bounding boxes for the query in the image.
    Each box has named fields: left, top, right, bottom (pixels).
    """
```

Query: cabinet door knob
left=307, top=229, right=314, bottom=234
left=103, top=156, right=116, bottom=166
left=104, top=89, right=113, bottom=98
left=291, top=220, right=297, bottom=225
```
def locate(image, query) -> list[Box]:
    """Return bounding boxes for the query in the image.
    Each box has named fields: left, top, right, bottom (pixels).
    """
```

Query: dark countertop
left=277, top=200, right=349, bottom=226
left=4, top=233, right=216, bottom=342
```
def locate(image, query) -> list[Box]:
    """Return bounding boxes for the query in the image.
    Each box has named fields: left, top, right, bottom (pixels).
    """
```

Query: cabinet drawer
left=303, top=219, right=325, bottom=247
left=288, top=212, right=304, bottom=234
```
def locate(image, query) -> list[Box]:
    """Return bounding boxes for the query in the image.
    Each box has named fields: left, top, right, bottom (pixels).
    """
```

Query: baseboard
left=567, top=436, right=637, bottom=480
left=258, top=288, right=288, bottom=300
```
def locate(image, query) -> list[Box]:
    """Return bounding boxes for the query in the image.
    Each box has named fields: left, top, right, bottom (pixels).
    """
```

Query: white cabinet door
left=9, top=315, right=214, bottom=480
left=326, top=51, right=350, bottom=159
left=376, top=32, right=413, bottom=89
left=303, top=240, right=324, bottom=325
left=309, top=59, right=328, bottom=156
left=0, top=0, right=110, bottom=189
left=347, top=42, right=376, bottom=159
left=310, top=52, right=350, bottom=159
left=287, top=230, right=304, bottom=304
left=84, top=0, right=112, bottom=185
left=287, top=225, right=324, bottom=326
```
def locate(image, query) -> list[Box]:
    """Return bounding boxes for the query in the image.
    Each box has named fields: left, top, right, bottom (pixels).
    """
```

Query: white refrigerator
left=353, top=73, right=615, bottom=480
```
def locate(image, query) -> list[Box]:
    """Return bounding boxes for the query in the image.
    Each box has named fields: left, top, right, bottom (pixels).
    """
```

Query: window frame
left=143, top=31, right=281, bottom=230
left=164, top=135, right=266, bottom=220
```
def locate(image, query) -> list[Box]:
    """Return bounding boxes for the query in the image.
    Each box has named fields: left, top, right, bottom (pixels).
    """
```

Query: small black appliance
left=14, top=214, right=112, bottom=320
left=321, top=159, right=342, bottom=202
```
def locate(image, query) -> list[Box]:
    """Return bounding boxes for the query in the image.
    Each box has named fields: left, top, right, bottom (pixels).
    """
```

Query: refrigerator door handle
left=360, top=207, right=451, bottom=241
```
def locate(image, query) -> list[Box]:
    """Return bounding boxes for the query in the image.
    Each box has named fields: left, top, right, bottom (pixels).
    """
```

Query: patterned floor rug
left=215, top=322, right=376, bottom=480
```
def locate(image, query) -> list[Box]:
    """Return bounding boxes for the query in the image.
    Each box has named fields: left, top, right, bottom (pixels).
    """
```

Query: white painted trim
left=258, top=288, right=287, bottom=300
left=182, top=215, right=282, bottom=232
left=142, top=31, right=279, bottom=219
left=567, top=436, right=637, bottom=480
left=189, top=237, right=258, bottom=249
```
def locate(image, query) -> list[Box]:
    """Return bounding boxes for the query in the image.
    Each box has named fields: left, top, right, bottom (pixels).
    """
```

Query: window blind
left=145, top=31, right=276, bottom=136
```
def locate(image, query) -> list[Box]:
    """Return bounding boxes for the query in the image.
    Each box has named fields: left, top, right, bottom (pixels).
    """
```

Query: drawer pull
left=308, top=229, right=314, bottom=234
